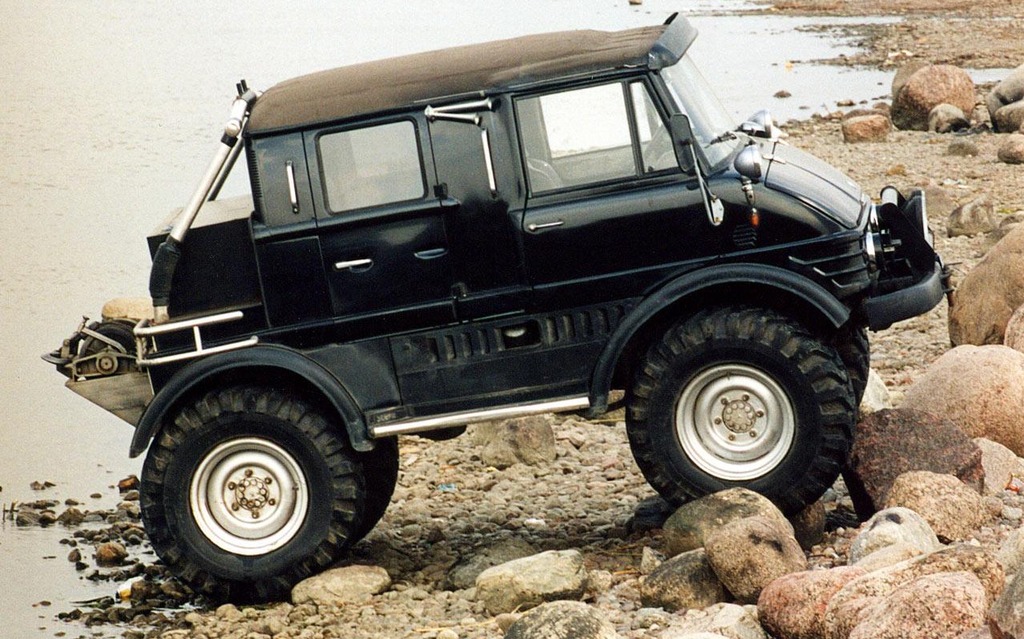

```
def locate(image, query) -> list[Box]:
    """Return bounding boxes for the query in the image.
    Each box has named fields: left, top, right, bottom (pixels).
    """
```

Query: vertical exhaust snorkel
left=149, top=81, right=260, bottom=324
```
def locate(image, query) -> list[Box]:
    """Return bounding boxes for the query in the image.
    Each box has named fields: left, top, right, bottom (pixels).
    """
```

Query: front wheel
left=626, top=307, right=855, bottom=515
left=140, top=386, right=366, bottom=601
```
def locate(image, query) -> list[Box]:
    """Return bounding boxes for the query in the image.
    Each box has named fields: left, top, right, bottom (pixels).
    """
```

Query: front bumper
left=863, top=258, right=950, bottom=330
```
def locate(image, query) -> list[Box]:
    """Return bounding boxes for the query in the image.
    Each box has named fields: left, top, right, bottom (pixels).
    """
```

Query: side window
left=319, top=121, right=425, bottom=213
left=631, top=82, right=677, bottom=173
left=518, top=81, right=674, bottom=194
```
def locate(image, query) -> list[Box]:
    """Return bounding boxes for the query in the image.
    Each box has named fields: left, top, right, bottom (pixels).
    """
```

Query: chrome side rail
left=369, top=396, right=590, bottom=438
left=134, top=310, right=258, bottom=367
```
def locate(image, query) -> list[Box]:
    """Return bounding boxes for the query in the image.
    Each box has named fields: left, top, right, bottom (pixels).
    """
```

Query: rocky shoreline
left=14, top=1, right=1024, bottom=638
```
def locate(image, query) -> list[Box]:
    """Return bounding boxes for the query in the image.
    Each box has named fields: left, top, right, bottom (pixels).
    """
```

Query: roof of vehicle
left=247, top=19, right=695, bottom=134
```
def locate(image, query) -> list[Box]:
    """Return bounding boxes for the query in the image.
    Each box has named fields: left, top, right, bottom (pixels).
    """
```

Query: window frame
left=514, top=76, right=676, bottom=198
left=314, top=116, right=430, bottom=216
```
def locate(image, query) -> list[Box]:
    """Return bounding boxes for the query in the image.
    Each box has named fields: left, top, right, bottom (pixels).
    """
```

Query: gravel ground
left=33, top=1, right=1024, bottom=637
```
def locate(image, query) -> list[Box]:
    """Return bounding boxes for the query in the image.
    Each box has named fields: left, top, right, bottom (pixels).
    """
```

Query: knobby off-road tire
left=833, top=324, right=870, bottom=409
left=140, top=386, right=366, bottom=602
left=626, top=307, right=856, bottom=515
left=352, top=436, right=399, bottom=543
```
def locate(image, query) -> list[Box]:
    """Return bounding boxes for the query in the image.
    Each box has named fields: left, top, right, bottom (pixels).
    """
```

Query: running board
left=369, top=396, right=590, bottom=438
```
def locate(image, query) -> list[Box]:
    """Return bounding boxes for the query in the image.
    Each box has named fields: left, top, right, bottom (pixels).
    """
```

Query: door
left=308, top=117, right=456, bottom=332
left=517, top=80, right=713, bottom=303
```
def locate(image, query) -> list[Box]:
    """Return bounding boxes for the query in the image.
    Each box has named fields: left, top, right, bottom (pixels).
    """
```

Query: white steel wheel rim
left=190, top=437, right=308, bottom=556
left=675, top=363, right=796, bottom=481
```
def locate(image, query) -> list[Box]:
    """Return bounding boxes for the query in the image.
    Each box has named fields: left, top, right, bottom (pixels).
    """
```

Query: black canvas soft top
left=247, top=19, right=696, bottom=134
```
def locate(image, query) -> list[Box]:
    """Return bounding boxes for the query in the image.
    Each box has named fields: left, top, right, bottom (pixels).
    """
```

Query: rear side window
left=319, top=121, right=425, bottom=212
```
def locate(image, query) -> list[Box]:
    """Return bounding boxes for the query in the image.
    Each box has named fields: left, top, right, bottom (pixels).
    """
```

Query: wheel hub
left=675, top=363, right=796, bottom=481
left=190, top=438, right=308, bottom=556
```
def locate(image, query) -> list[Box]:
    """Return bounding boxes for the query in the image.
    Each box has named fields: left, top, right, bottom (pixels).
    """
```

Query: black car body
left=46, top=16, right=947, bottom=600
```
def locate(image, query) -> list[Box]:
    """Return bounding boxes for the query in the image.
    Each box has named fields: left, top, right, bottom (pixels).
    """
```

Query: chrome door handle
left=414, top=248, right=448, bottom=260
left=527, top=220, right=564, bottom=232
left=334, top=258, right=373, bottom=270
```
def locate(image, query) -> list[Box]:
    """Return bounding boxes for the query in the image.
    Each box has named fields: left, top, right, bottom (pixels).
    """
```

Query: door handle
left=414, top=248, right=448, bottom=260
left=527, top=220, right=564, bottom=232
left=334, top=258, right=373, bottom=271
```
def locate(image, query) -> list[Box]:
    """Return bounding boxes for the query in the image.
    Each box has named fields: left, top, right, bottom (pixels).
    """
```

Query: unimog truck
left=45, top=15, right=949, bottom=600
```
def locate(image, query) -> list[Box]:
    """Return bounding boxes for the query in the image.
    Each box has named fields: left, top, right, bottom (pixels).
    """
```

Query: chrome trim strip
left=481, top=129, right=497, bottom=194
left=286, top=161, right=299, bottom=214
left=369, top=396, right=590, bottom=438
left=527, top=220, right=564, bottom=232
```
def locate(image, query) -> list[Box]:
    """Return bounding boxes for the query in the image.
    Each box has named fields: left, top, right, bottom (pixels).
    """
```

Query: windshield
left=660, top=56, right=738, bottom=167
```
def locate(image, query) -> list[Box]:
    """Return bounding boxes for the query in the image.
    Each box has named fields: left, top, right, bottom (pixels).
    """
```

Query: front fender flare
left=129, top=345, right=370, bottom=458
left=588, top=263, right=851, bottom=413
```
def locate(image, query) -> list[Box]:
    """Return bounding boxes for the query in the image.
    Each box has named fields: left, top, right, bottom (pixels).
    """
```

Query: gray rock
left=704, top=516, right=808, bottom=604
left=504, top=601, right=619, bottom=639
left=789, top=499, right=825, bottom=550
left=998, top=133, right=1024, bottom=165
left=639, top=548, right=727, bottom=612
left=848, top=507, right=940, bottom=565
left=660, top=603, right=767, bottom=639
left=470, top=416, right=557, bottom=469
left=949, top=196, right=999, bottom=238
left=995, top=103, right=1024, bottom=135
left=475, top=549, right=587, bottom=615
left=974, top=438, right=1024, bottom=495
left=445, top=537, right=538, bottom=590
left=851, top=543, right=926, bottom=573
left=996, top=528, right=1024, bottom=576
left=846, top=572, right=988, bottom=639
left=640, top=546, right=665, bottom=575
left=94, top=541, right=127, bottom=566
left=884, top=471, right=987, bottom=542
left=662, top=488, right=793, bottom=557
left=988, top=64, right=1024, bottom=127
left=990, top=566, right=1024, bottom=639
left=291, top=564, right=391, bottom=605
left=929, top=103, right=970, bottom=133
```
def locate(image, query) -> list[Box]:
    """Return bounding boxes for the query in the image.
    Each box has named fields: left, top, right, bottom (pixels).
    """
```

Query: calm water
left=0, top=0, right=955, bottom=635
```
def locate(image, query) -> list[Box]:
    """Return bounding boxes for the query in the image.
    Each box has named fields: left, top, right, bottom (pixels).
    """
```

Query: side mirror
left=739, top=109, right=776, bottom=140
left=669, top=113, right=697, bottom=174
left=734, top=143, right=764, bottom=182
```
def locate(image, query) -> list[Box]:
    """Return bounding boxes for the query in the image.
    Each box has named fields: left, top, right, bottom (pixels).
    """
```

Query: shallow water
left=0, top=1, right=999, bottom=635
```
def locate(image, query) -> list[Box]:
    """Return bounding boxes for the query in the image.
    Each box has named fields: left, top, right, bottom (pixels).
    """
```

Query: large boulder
left=902, top=346, right=1024, bottom=455
left=475, top=549, right=587, bottom=614
left=997, top=528, right=1024, bottom=576
left=504, top=601, right=619, bottom=639
left=823, top=544, right=1005, bottom=639
left=949, top=225, right=1024, bottom=345
left=891, top=65, right=976, bottom=131
left=291, top=564, right=391, bottom=605
left=987, top=64, right=1024, bottom=131
left=661, top=488, right=793, bottom=557
left=639, top=548, right=727, bottom=612
left=884, top=471, right=987, bottom=542
left=704, top=516, right=808, bottom=604
left=989, top=568, right=1024, bottom=639
left=848, top=507, right=940, bottom=565
left=758, top=566, right=866, bottom=639
left=1003, top=304, right=1024, bottom=353
left=842, top=408, right=984, bottom=518
left=847, top=572, right=988, bottom=639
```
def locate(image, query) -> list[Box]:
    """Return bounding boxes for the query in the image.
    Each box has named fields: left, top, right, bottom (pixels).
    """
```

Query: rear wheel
left=626, top=307, right=856, bottom=515
left=140, top=386, right=365, bottom=601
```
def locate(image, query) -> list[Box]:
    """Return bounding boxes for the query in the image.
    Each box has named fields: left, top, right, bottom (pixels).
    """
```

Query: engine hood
left=762, top=141, right=864, bottom=229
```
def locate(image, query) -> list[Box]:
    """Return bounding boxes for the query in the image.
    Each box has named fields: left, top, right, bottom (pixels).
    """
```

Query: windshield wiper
left=707, top=131, right=737, bottom=145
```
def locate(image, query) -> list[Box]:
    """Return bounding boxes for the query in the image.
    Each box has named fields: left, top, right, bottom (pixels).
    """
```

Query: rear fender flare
left=588, top=263, right=850, bottom=412
left=129, top=345, right=370, bottom=458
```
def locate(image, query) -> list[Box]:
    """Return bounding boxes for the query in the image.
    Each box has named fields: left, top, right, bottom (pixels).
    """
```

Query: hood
left=763, top=141, right=864, bottom=229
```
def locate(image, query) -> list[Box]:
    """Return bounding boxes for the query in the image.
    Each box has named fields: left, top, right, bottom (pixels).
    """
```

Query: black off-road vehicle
left=46, top=15, right=947, bottom=599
